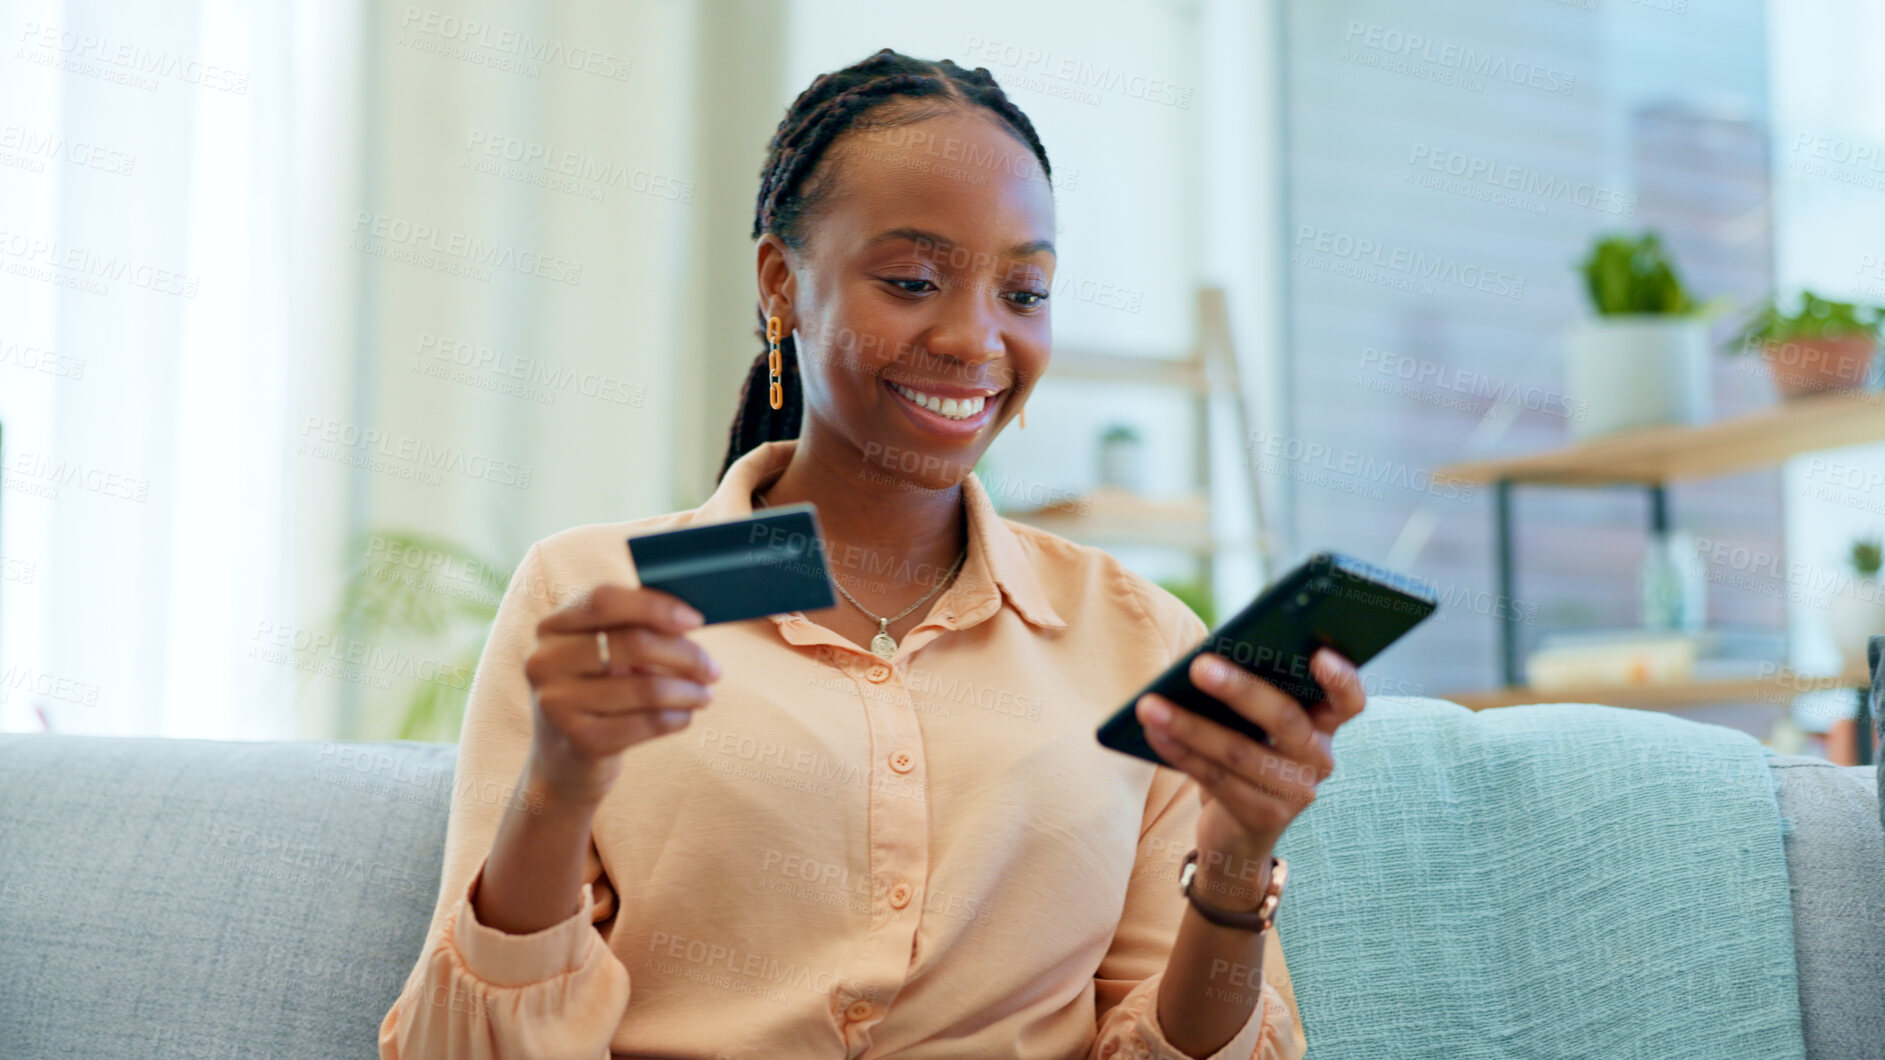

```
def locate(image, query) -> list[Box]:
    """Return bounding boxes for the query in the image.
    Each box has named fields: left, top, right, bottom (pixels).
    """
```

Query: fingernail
left=1141, top=696, right=1172, bottom=726
left=660, top=710, right=691, bottom=727
left=675, top=606, right=704, bottom=628
left=1197, top=655, right=1229, bottom=686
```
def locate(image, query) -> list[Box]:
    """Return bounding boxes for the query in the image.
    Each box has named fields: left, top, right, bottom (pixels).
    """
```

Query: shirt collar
left=696, top=439, right=1067, bottom=635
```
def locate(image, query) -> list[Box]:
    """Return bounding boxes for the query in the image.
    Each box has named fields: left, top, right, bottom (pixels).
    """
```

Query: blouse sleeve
left=1087, top=766, right=1306, bottom=1060
left=378, top=541, right=633, bottom=1060
left=1087, top=579, right=1307, bottom=1060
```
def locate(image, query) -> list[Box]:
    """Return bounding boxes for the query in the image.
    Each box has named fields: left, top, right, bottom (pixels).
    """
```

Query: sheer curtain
left=0, top=0, right=359, bottom=738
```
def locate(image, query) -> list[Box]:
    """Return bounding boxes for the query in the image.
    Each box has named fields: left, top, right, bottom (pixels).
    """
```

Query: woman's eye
left=885, top=277, right=936, bottom=294
left=1008, top=290, right=1049, bottom=309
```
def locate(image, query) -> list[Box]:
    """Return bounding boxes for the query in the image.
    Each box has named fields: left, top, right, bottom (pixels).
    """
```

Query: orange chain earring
left=1018, top=404, right=1026, bottom=429
left=766, top=316, right=784, bottom=410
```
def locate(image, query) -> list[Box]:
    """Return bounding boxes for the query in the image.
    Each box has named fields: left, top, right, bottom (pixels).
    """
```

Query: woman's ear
left=755, top=233, right=798, bottom=332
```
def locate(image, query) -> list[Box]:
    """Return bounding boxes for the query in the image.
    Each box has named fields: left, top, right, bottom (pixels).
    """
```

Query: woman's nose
left=921, top=290, right=1004, bottom=368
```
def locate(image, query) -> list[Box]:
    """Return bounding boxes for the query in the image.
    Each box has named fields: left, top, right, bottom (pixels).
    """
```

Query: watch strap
left=1179, top=849, right=1287, bottom=932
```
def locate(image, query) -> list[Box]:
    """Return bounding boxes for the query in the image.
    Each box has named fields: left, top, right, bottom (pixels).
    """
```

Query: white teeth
left=891, top=382, right=987, bottom=420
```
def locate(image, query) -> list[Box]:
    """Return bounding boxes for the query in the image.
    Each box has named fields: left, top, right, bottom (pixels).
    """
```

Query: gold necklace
left=754, top=486, right=966, bottom=660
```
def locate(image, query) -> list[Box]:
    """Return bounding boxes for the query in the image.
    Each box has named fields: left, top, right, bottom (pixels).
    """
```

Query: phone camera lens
left=1294, top=592, right=1311, bottom=607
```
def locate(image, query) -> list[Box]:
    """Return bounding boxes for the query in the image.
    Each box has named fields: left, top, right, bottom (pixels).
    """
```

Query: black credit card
left=626, top=502, right=837, bottom=625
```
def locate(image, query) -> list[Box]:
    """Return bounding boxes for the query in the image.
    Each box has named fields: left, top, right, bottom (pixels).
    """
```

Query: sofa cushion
left=1770, top=755, right=1885, bottom=1060
left=0, top=735, right=458, bottom=1060
left=1273, top=696, right=1806, bottom=1058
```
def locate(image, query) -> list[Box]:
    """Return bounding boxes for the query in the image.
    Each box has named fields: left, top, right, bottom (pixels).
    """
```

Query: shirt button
left=867, top=663, right=891, bottom=682
left=889, top=750, right=915, bottom=773
left=889, top=882, right=914, bottom=909
left=845, top=999, right=876, bottom=1021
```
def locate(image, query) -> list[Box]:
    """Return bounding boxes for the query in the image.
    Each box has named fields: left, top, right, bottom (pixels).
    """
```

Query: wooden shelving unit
left=998, top=287, right=1280, bottom=600
left=1003, top=488, right=1215, bottom=552
left=1438, top=391, right=1885, bottom=759
left=1442, top=391, right=1885, bottom=485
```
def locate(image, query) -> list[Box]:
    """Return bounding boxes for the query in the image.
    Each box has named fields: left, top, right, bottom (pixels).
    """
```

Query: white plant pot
left=1564, top=316, right=1711, bottom=439
left=1826, top=583, right=1885, bottom=672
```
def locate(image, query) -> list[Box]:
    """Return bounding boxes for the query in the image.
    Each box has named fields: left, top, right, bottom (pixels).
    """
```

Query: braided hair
left=717, top=48, right=1055, bottom=484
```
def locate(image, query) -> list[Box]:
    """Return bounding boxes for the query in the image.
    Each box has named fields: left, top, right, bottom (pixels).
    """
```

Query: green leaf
left=1727, top=289, right=1885, bottom=352
left=1157, top=574, right=1216, bottom=629
left=1577, top=231, right=1701, bottom=316
left=1853, top=536, right=1883, bottom=578
left=306, top=528, right=513, bottom=741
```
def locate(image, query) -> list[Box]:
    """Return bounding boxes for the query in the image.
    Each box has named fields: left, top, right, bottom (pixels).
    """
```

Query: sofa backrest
left=0, top=734, right=458, bottom=1060
left=1769, top=754, right=1885, bottom=1058
left=2, top=731, right=1881, bottom=1058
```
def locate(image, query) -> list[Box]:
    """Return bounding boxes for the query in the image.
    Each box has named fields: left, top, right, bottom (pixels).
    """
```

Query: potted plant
left=1827, top=535, right=1885, bottom=672
left=1565, top=232, right=1714, bottom=438
left=1729, top=291, right=1884, bottom=398
left=299, top=529, right=508, bottom=741
left=1097, top=424, right=1143, bottom=493
left=1157, top=573, right=1216, bottom=628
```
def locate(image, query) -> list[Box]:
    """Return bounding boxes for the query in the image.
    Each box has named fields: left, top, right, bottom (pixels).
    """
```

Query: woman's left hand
left=1135, top=647, right=1365, bottom=895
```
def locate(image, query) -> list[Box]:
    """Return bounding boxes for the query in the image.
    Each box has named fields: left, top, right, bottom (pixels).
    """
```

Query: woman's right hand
left=524, top=585, right=721, bottom=806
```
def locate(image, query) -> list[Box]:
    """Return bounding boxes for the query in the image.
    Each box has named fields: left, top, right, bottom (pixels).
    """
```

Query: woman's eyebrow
left=864, top=227, right=1055, bottom=259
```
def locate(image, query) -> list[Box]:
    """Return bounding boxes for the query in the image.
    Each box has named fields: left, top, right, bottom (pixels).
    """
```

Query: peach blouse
left=379, top=438, right=1306, bottom=1059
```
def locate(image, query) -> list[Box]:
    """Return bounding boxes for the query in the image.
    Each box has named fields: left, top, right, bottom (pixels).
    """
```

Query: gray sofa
left=1, top=722, right=1881, bottom=1059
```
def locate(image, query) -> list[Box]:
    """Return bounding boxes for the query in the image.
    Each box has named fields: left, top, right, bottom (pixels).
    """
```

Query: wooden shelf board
left=1003, top=488, right=1215, bottom=551
left=1439, top=391, right=1885, bottom=485
left=1047, top=348, right=1209, bottom=392
left=1446, top=666, right=1870, bottom=712
left=1003, top=517, right=1216, bottom=550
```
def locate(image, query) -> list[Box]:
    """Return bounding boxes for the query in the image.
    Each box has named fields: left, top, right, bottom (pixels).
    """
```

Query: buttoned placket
left=667, top=442, right=1074, bottom=1053
left=765, top=598, right=971, bottom=1056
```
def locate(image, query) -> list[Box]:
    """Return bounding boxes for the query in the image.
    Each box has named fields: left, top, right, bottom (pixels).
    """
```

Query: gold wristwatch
left=1179, top=849, right=1287, bottom=932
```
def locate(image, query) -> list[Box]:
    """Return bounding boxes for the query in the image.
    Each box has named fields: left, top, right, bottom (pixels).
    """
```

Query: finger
left=533, top=625, right=721, bottom=684
left=559, top=701, right=696, bottom=753
left=1139, top=690, right=1334, bottom=782
left=1140, top=709, right=1318, bottom=831
left=537, top=671, right=714, bottom=720
left=1188, top=652, right=1318, bottom=759
left=1305, top=649, right=1366, bottom=734
left=1159, top=700, right=1333, bottom=790
left=539, top=584, right=703, bottom=636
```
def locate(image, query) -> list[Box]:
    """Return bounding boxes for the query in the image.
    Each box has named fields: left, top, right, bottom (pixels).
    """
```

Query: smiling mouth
left=887, top=381, right=996, bottom=420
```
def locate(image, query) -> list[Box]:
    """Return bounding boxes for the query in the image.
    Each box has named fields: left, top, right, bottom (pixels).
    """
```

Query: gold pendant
left=870, top=619, right=898, bottom=659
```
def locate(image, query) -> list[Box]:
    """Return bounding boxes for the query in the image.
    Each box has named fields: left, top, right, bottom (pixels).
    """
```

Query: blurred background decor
left=314, top=530, right=506, bottom=742
left=1565, top=231, right=1712, bottom=438
left=1732, top=291, right=1885, bottom=398
left=3, top=0, right=1885, bottom=764
left=1828, top=535, right=1885, bottom=672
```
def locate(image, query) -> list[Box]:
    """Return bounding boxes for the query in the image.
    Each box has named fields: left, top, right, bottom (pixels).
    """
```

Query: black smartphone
left=1096, top=552, right=1438, bottom=767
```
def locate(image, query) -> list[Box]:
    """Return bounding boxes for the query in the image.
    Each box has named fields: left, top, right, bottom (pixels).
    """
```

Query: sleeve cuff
left=1137, top=977, right=1290, bottom=1060
left=450, top=863, right=603, bottom=988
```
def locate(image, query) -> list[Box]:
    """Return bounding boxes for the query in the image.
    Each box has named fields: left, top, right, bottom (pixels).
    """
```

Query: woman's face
left=759, top=106, right=1056, bottom=493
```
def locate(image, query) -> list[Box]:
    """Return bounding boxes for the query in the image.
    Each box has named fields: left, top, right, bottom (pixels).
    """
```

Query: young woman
left=380, top=48, right=1360, bottom=1060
